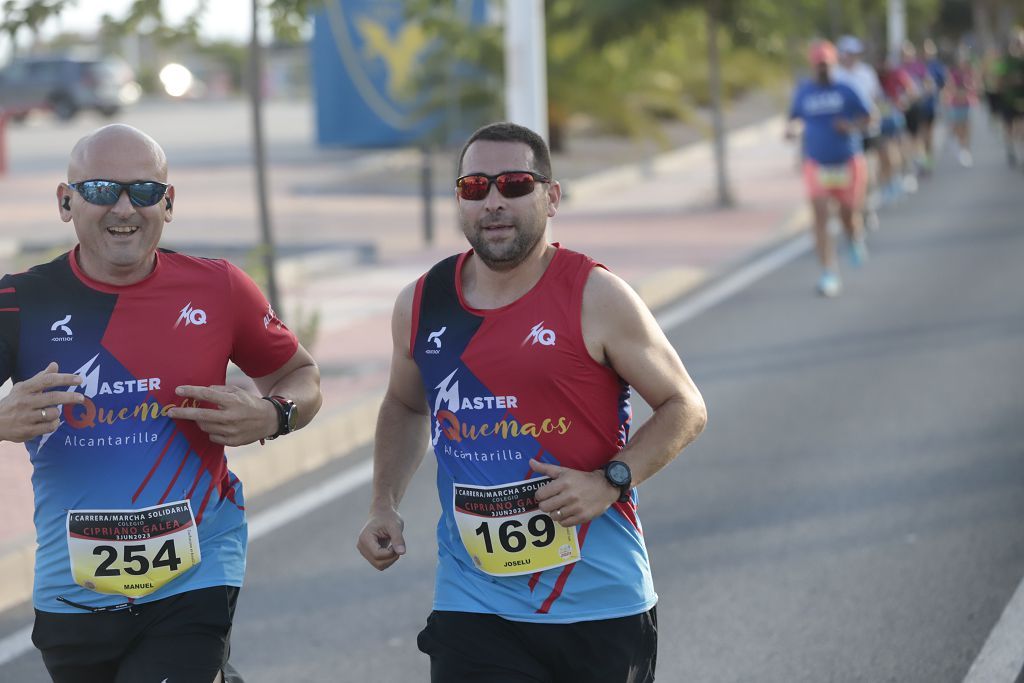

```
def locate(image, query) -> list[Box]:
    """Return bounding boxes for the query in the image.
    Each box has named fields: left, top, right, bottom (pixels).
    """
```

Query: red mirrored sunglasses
left=456, top=171, right=551, bottom=201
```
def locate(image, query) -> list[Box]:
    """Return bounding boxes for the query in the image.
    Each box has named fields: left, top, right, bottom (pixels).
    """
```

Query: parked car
left=0, top=55, right=141, bottom=121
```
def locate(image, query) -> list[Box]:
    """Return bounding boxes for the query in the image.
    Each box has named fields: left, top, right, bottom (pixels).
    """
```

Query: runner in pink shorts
left=786, top=40, right=873, bottom=297
left=802, top=154, right=868, bottom=208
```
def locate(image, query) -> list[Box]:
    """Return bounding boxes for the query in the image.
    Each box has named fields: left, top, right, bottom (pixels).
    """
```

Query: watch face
left=607, top=461, right=630, bottom=486
left=284, top=403, right=298, bottom=431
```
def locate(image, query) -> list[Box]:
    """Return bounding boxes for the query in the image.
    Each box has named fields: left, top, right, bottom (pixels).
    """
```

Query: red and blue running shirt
left=0, top=248, right=297, bottom=613
left=411, top=245, right=657, bottom=623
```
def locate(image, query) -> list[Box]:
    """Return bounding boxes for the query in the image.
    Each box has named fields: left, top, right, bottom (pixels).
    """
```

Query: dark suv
left=0, top=55, right=140, bottom=121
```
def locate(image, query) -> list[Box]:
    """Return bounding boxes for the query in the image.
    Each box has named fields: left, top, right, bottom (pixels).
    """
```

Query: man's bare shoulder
left=395, top=279, right=419, bottom=310
left=582, top=265, right=645, bottom=314
left=580, top=266, right=655, bottom=365
left=390, top=277, right=427, bottom=350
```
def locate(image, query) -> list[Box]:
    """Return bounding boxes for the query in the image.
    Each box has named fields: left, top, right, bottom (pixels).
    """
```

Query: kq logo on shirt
left=426, top=326, right=446, bottom=355
left=523, top=322, right=556, bottom=347
left=50, top=314, right=73, bottom=342
left=175, top=302, right=207, bottom=329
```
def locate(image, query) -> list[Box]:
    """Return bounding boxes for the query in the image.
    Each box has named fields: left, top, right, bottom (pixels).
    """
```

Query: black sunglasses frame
left=68, top=179, right=170, bottom=208
left=455, top=171, right=551, bottom=200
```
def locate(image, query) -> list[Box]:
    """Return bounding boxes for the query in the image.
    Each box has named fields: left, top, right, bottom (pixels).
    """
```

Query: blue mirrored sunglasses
left=68, top=179, right=169, bottom=208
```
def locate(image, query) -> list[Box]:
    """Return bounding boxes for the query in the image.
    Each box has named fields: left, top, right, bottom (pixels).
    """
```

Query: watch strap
left=604, top=461, right=632, bottom=504
left=262, top=396, right=294, bottom=440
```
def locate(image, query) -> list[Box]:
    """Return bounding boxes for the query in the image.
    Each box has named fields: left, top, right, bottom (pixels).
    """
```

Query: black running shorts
left=32, top=585, right=242, bottom=683
left=904, top=103, right=922, bottom=136
left=417, top=607, right=658, bottom=683
left=986, top=90, right=1002, bottom=116
left=1002, top=102, right=1024, bottom=124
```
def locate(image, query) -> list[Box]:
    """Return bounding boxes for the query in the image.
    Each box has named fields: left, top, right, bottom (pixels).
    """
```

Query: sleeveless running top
left=411, top=245, right=657, bottom=623
left=0, top=249, right=297, bottom=612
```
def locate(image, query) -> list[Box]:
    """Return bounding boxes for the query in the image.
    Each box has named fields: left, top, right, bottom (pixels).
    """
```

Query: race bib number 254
left=66, top=500, right=201, bottom=599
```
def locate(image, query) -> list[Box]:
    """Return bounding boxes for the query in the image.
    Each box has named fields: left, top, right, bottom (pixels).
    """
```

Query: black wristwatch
left=263, top=396, right=297, bottom=440
left=603, top=460, right=632, bottom=503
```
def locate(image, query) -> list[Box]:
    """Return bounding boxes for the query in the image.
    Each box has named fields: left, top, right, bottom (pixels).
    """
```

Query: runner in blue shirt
left=786, top=40, right=872, bottom=297
left=920, top=38, right=949, bottom=173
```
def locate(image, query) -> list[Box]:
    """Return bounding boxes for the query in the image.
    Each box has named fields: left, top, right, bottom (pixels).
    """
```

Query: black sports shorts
left=986, top=90, right=1002, bottom=116
left=904, top=103, right=922, bottom=136
left=862, top=133, right=882, bottom=153
left=417, top=607, right=658, bottom=683
left=1002, top=102, right=1024, bottom=124
left=32, top=585, right=243, bottom=683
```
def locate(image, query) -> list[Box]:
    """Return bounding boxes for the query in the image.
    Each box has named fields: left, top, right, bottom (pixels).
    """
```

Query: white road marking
left=656, top=233, right=812, bottom=331
left=246, top=459, right=373, bottom=540
left=962, top=578, right=1024, bottom=682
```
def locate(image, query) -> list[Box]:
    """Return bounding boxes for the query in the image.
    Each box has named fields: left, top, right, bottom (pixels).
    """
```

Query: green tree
left=401, top=0, right=789, bottom=152
left=267, top=0, right=324, bottom=43
left=1, top=0, right=321, bottom=54
left=399, top=0, right=505, bottom=146
left=1, top=0, right=69, bottom=57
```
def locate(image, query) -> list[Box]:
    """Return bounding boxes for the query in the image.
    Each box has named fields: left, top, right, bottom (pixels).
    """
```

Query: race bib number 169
left=453, top=477, right=580, bottom=577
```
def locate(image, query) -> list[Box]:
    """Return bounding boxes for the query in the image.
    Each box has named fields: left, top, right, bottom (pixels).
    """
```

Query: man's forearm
left=613, top=392, right=707, bottom=488
left=371, top=394, right=430, bottom=511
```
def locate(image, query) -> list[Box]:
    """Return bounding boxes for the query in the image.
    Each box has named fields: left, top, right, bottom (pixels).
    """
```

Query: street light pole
left=503, top=0, right=548, bottom=142
left=887, top=0, right=906, bottom=63
left=503, top=0, right=550, bottom=239
left=707, top=1, right=734, bottom=208
left=249, top=0, right=281, bottom=315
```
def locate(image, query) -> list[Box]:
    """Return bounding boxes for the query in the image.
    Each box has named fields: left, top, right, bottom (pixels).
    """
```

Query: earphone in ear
left=62, top=196, right=71, bottom=210
left=165, top=198, right=172, bottom=210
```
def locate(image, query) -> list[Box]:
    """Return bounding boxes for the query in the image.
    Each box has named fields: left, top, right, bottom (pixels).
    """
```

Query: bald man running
left=0, top=125, right=323, bottom=682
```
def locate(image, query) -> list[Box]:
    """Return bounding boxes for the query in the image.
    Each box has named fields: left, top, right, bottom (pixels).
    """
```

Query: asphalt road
left=2, top=129, right=1023, bottom=681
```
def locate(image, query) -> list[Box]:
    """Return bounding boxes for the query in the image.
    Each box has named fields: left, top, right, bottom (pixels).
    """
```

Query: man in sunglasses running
left=0, top=124, right=323, bottom=682
left=356, top=121, right=707, bottom=682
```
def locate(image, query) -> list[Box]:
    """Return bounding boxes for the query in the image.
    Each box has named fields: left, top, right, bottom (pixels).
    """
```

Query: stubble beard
left=463, top=216, right=546, bottom=272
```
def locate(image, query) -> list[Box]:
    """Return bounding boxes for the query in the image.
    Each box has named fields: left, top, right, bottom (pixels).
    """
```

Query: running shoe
left=848, top=239, right=869, bottom=268
left=903, top=174, right=919, bottom=194
left=883, top=180, right=902, bottom=205
left=816, top=271, right=841, bottom=298
left=958, top=149, right=974, bottom=167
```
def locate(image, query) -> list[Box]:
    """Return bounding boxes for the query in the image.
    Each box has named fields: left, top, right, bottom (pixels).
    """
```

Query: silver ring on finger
left=41, top=408, right=47, bottom=420
left=555, top=509, right=562, bottom=519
